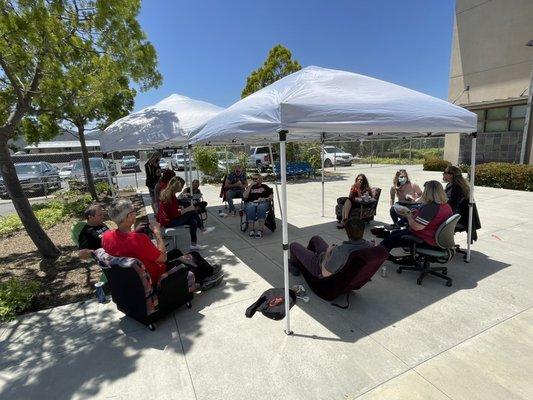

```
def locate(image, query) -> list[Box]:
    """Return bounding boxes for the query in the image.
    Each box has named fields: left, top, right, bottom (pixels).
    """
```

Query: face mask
left=398, top=177, right=407, bottom=185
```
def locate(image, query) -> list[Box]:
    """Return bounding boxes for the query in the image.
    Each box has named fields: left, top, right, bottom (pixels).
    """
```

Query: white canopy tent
left=101, top=93, right=223, bottom=184
left=192, top=66, right=478, bottom=335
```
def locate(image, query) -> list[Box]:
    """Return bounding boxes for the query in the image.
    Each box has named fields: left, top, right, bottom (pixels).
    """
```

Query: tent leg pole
left=321, top=135, right=325, bottom=217
left=183, top=145, right=189, bottom=187
left=466, top=133, right=477, bottom=263
left=188, top=142, right=193, bottom=186
left=269, top=143, right=282, bottom=217
left=279, top=130, right=292, bottom=336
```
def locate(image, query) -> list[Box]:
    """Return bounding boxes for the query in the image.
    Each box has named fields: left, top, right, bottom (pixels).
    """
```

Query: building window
left=473, top=105, right=526, bottom=133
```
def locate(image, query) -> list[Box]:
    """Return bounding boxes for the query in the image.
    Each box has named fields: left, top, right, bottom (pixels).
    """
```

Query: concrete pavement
left=1, top=164, right=532, bottom=399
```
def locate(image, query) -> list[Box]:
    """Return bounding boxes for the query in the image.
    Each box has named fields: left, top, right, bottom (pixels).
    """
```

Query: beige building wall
left=444, top=0, right=533, bottom=164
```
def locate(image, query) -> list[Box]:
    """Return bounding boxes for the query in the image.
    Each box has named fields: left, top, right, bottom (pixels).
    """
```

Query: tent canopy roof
left=101, top=94, right=223, bottom=152
left=192, top=66, right=477, bottom=145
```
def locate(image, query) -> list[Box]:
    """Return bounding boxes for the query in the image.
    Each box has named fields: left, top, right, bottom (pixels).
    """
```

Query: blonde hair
left=421, top=180, right=448, bottom=204
left=160, top=176, right=184, bottom=204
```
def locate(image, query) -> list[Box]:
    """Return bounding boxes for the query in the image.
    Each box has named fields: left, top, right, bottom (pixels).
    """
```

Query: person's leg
left=245, top=202, right=257, bottom=221
left=255, top=202, right=269, bottom=235
left=390, top=206, right=399, bottom=225
left=168, top=212, right=199, bottom=244
left=342, top=199, right=352, bottom=221
left=166, top=249, right=184, bottom=268
left=289, top=242, right=322, bottom=277
left=380, top=229, right=413, bottom=251
left=226, top=189, right=237, bottom=212
left=181, top=251, right=215, bottom=282
left=308, top=235, right=329, bottom=254
left=149, top=188, right=158, bottom=214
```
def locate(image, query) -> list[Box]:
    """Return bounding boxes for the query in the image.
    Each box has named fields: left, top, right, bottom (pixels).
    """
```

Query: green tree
left=0, top=0, right=161, bottom=260
left=241, top=44, right=301, bottom=98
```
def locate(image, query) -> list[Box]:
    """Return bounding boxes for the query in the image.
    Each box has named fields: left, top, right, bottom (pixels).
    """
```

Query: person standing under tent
left=145, top=152, right=162, bottom=214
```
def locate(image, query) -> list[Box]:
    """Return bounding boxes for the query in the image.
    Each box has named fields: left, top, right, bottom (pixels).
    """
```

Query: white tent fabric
left=191, top=66, right=476, bottom=146
left=192, top=66, right=477, bottom=335
left=101, top=94, right=223, bottom=152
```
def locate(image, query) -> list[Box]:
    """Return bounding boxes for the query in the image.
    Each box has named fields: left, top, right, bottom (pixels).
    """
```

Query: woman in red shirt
left=154, top=169, right=176, bottom=208
left=380, top=180, right=453, bottom=259
left=337, top=173, right=372, bottom=228
left=157, top=176, right=214, bottom=250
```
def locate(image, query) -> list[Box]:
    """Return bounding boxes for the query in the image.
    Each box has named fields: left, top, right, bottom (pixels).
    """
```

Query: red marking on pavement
left=491, top=234, right=502, bottom=241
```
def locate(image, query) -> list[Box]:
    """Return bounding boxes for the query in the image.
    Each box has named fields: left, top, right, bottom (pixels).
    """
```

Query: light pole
left=519, top=39, right=533, bottom=164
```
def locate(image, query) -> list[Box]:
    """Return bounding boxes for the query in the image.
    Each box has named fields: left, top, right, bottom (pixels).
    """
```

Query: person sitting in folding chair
left=224, top=165, right=248, bottom=215
left=242, top=174, right=273, bottom=238
left=75, top=204, right=109, bottom=259
left=179, top=179, right=208, bottom=221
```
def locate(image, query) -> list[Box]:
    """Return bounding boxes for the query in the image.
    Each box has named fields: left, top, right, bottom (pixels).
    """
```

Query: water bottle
left=95, top=282, right=106, bottom=303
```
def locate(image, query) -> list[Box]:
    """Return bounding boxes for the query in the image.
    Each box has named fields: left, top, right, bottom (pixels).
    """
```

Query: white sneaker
left=189, top=244, right=208, bottom=251
left=201, top=227, right=215, bottom=235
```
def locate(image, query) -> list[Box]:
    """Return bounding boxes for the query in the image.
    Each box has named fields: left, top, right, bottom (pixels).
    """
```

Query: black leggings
left=380, top=229, right=417, bottom=251
left=167, top=249, right=214, bottom=283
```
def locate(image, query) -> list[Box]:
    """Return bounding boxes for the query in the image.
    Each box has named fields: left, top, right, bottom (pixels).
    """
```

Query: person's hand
left=150, top=222, right=162, bottom=237
left=134, top=222, right=150, bottom=234
left=78, top=249, right=93, bottom=260
left=183, top=205, right=196, bottom=213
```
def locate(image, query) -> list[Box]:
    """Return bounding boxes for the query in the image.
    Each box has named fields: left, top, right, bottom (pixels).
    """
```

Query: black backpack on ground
left=264, top=203, right=277, bottom=232
left=245, top=288, right=296, bottom=320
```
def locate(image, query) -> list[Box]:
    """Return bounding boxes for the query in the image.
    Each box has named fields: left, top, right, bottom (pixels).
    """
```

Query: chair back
left=435, top=214, right=461, bottom=249
left=71, top=221, right=87, bottom=246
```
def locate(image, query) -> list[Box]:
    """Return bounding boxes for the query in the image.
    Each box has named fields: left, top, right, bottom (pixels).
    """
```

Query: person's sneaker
left=255, top=230, right=263, bottom=238
left=201, top=227, right=215, bottom=235
left=249, top=230, right=255, bottom=237
left=288, top=260, right=301, bottom=276
left=200, top=272, right=224, bottom=291
left=189, top=244, right=208, bottom=251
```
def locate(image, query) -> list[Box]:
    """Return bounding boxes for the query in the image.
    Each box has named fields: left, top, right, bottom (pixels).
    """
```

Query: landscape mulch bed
left=0, top=193, right=148, bottom=314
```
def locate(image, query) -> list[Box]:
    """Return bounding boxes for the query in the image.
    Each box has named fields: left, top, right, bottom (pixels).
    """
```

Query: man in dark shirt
left=78, top=204, right=109, bottom=259
left=224, top=165, right=248, bottom=214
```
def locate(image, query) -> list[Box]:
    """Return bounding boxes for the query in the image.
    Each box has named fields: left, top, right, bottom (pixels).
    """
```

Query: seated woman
left=337, top=173, right=372, bottom=228
left=381, top=180, right=453, bottom=260
left=290, top=216, right=373, bottom=278
left=154, top=169, right=176, bottom=209
left=178, top=179, right=208, bottom=212
left=157, top=176, right=214, bottom=251
left=443, top=166, right=469, bottom=213
left=389, top=169, right=423, bottom=228
left=102, top=198, right=222, bottom=290
left=243, top=174, right=273, bottom=238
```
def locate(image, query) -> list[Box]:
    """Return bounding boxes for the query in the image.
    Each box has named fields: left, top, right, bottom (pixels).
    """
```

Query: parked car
left=121, top=155, right=140, bottom=173
left=249, top=146, right=275, bottom=171
left=59, top=164, right=73, bottom=180
left=69, top=158, right=114, bottom=187
left=159, top=158, right=169, bottom=170
left=0, top=162, right=61, bottom=198
left=322, top=146, right=353, bottom=167
left=217, top=151, right=239, bottom=171
left=170, top=153, right=194, bottom=171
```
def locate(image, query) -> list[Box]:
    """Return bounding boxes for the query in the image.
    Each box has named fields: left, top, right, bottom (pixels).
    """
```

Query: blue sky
left=135, top=0, right=456, bottom=111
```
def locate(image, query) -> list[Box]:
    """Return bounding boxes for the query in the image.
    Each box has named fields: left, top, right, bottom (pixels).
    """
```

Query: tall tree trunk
left=77, top=124, right=98, bottom=200
left=0, top=136, right=60, bottom=260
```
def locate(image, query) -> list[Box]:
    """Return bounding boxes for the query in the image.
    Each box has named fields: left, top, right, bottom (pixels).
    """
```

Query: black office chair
left=396, top=214, right=461, bottom=287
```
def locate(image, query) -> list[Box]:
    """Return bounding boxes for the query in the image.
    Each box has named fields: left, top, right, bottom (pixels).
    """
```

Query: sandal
left=255, top=230, right=263, bottom=238
left=249, top=230, right=255, bottom=237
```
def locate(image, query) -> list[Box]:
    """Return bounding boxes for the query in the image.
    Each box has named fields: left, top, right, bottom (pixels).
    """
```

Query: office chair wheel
left=445, top=280, right=453, bottom=287
left=416, top=278, right=422, bottom=285
left=396, top=268, right=402, bottom=274
left=148, top=323, right=156, bottom=331
left=442, top=268, right=448, bottom=275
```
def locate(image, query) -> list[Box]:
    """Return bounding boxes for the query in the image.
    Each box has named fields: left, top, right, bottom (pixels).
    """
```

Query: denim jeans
left=167, top=211, right=203, bottom=243
left=226, top=189, right=243, bottom=212
left=245, top=201, right=269, bottom=221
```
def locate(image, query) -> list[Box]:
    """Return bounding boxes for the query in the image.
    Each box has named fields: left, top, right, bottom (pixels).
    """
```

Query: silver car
left=0, top=162, right=61, bottom=198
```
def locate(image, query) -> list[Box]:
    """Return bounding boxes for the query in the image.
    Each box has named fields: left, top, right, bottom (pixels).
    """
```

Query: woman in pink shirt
left=389, top=169, right=423, bottom=228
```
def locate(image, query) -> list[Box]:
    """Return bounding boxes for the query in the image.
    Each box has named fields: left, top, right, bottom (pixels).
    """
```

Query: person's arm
left=243, top=183, right=253, bottom=200
left=320, top=245, right=336, bottom=277
left=405, top=213, right=425, bottom=231
left=447, top=184, right=462, bottom=212
left=390, top=186, right=396, bottom=206
left=78, top=249, right=93, bottom=260
left=150, top=222, right=167, bottom=263
left=407, top=203, right=438, bottom=232
left=413, top=183, right=423, bottom=201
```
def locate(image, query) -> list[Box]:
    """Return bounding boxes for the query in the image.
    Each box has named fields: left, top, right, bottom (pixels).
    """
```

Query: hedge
left=475, top=162, right=533, bottom=191
left=423, top=157, right=451, bottom=171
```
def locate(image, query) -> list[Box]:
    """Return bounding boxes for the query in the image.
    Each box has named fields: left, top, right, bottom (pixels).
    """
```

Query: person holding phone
left=243, top=174, right=273, bottom=238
